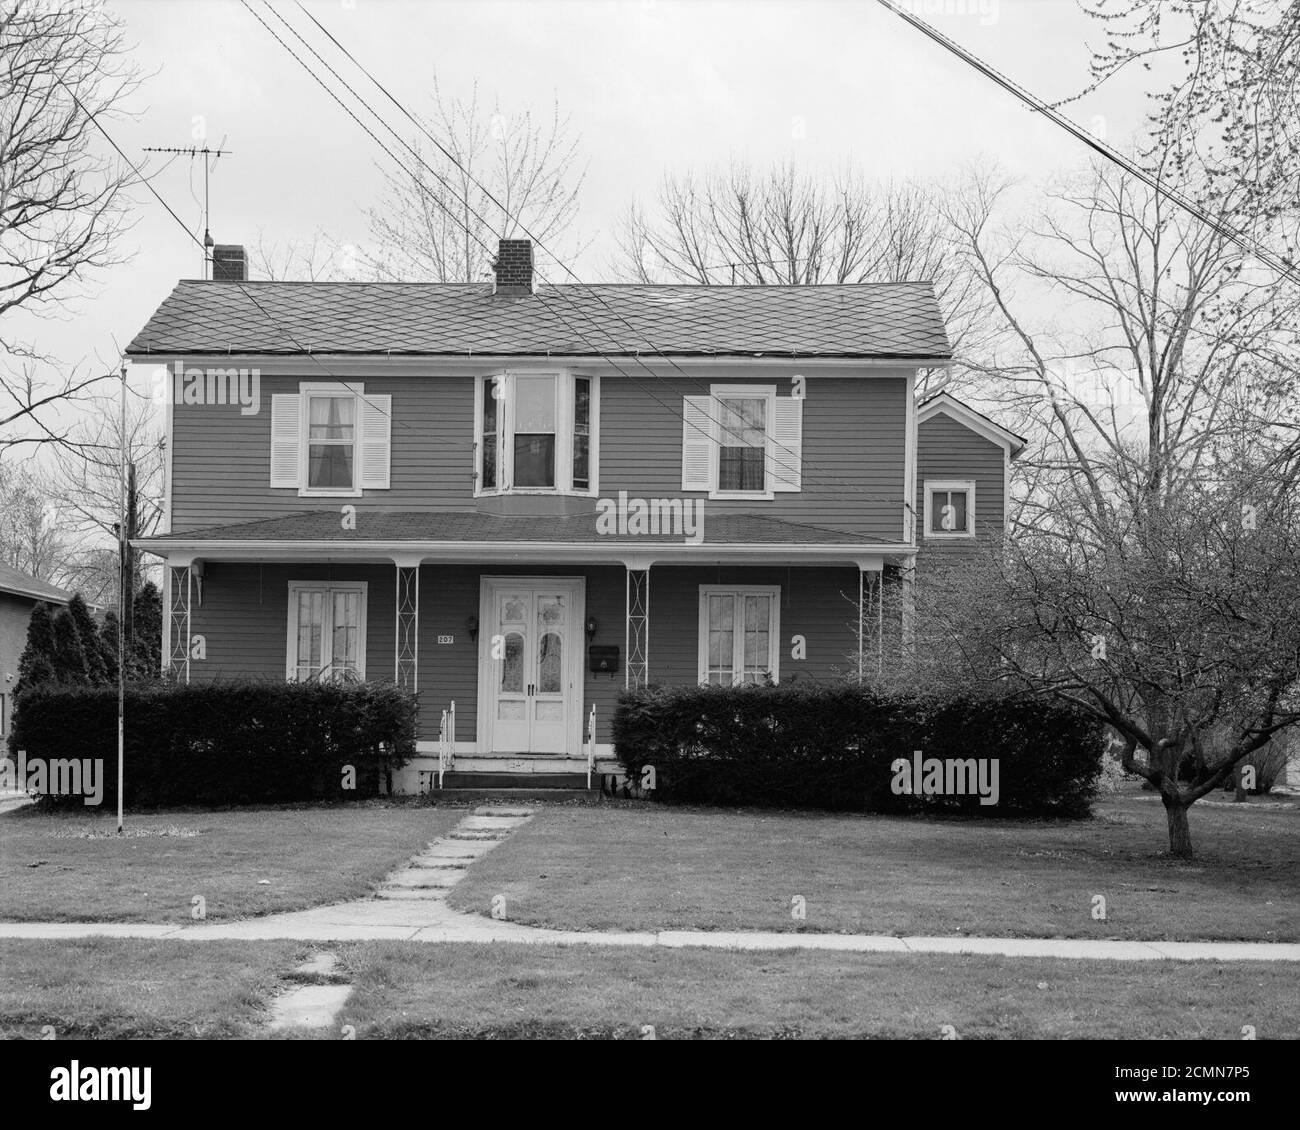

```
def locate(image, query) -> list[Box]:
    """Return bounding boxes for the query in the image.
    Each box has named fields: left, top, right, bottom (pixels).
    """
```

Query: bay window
left=477, top=372, right=598, bottom=495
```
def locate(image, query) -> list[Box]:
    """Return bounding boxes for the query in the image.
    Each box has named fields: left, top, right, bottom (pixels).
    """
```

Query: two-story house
left=126, top=238, right=1024, bottom=790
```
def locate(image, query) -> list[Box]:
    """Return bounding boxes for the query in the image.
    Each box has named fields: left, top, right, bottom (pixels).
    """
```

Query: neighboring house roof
left=0, top=563, right=71, bottom=604
left=918, top=392, right=1028, bottom=457
left=139, top=510, right=899, bottom=549
left=125, top=280, right=952, bottom=361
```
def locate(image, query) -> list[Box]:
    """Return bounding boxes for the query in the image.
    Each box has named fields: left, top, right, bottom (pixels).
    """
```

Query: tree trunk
left=1162, top=794, right=1194, bottom=858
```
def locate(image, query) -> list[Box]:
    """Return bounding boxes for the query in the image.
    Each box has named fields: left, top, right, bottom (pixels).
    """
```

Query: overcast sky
left=13, top=0, right=1160, bottom=427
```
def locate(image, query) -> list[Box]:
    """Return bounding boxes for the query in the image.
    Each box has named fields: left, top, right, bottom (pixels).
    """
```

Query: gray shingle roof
left=126, top=280, right=951, bottom=360
left=140, top=510, right=893, bottom=547
left=0, top=563, right=71, bottom=603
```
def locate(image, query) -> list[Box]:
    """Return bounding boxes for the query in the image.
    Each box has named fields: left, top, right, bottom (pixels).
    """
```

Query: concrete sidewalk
left=0, top=911, right=1297, bottom=961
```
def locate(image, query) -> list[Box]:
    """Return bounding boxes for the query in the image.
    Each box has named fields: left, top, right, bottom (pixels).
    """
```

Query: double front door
left=479, top=578, right=583, bottom=754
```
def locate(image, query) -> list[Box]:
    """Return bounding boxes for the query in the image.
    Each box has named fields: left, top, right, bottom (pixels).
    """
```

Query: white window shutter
left=270, top=394, right=301, bottom=488
left=770, top=397, right=803, bottom=492
left=681, top=395, right=715, bottom=491
left=359, top=394, right=391, bottom=490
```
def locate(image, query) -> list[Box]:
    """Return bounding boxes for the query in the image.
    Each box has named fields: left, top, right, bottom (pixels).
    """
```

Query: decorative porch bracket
left=393, top=561, right=420, bottom=691
left=167, top=564, right=192, bottom=682
left=624, top=560, right=651, bottom=689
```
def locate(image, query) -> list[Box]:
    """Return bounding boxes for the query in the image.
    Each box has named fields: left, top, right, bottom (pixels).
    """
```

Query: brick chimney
left=492, top=238, right=533, bottom=295
left=211, top=244, right=247, bottom=282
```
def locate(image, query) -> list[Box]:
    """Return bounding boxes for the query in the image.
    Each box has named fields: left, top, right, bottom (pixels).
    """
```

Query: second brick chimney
left=492, top=238, right=533, bottom=296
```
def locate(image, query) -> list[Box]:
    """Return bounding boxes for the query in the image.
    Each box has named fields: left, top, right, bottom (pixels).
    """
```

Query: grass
left=3, top=938, right=1294, bottom=1040
left=0, top=938, right=302, bottom=1039
left=337, top=942, right=1300, bottom=1039
left=0, top=801, right=461, bottom=923
left=447, top=791, right=1300, bottom=941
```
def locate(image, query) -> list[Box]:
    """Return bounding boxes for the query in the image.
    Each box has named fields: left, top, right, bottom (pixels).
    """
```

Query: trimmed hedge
left=613, top=684, right=1104, bottom=817
left=6, top=681, right=416, bottom=809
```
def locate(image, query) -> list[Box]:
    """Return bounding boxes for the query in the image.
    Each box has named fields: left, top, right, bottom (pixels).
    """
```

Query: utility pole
left=116, top=364, right=126, bottom=834
left=142, top=146, right=233, bottom=278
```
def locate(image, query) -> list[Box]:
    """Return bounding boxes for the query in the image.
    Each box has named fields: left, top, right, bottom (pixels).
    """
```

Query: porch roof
left=136, top=510, right=912, bottom=568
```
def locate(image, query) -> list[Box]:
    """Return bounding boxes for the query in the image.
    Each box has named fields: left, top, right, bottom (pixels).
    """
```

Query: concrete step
left=409, top=857, right=469, bottom=870
left=439, top=771, right=592, bottom=790
left=374, top=887, right=447, bottom=901
left=386, top=870, right=461, bottom=889
left=472, top=806, right=534, bottom=817
left=429, top=787, right=600, bottom=802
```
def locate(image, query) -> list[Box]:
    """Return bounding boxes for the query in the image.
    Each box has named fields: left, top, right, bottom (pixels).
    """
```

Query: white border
left=696, top=583, right=781, bottom=684
left=922, top=480, right=976, bottom=540
left=285, top=580, right=369, bottom=679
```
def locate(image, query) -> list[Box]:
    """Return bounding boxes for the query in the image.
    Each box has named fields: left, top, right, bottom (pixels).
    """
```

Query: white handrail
left=438, top=700, right=456, bottom=789
left=585, top=703, right=597, bottom=790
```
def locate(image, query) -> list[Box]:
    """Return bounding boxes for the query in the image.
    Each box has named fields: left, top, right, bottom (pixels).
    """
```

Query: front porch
left=148, top=516, right=913, bottom=791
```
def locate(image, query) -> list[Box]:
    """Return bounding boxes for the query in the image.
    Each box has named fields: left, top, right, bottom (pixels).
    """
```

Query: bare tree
left=364, top=80, right=587, bottom=284
left=0, top=464, right=64, bottom=581
left=1072, top=0, right=1299, bottom=274
left=614, top=160, right=998, bottom=396
left=0, top=0, right=141, bottom=452
left=899, top=445, right=1300, bottom=859
left=50, top=392, right=164, bottom=606
left=248, top=227, right=355, bottom=282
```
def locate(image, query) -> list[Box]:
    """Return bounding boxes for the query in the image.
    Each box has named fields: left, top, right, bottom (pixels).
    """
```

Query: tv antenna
left=142, top=144, right=232, bottom=279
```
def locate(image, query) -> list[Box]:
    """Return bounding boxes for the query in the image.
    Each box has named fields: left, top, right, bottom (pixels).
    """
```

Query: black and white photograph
left=0, top=0, right=1297, bottom=1103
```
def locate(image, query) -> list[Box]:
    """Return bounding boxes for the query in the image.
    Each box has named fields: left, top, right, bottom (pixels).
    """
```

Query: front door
left=480, top=578, right=583, bottom=754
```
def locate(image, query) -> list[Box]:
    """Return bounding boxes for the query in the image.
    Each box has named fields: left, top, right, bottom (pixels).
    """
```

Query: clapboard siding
left=915, top=411, right=1007, bottom=562
left=169, top=369, right=907, bottom=539
left=171, top=373, right=475, bottom=532
left=184, top=561, right=860, bottom=745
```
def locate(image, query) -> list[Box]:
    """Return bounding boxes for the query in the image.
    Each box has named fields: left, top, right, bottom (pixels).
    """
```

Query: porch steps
left=438, top=771, right=593, bottom=790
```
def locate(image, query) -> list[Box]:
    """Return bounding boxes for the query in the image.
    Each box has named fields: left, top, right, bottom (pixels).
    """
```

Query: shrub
left=613, top=683, right=1104, bottom=817
left=5, top=680, right=416, bottom=809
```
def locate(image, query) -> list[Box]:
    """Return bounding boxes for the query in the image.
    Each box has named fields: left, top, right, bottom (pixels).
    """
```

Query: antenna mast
left=142, top=145, right=233, bottom=278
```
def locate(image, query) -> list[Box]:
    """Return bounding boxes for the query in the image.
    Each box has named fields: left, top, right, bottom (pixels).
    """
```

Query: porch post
left=624, top=557, right=651, bottom=689
left=166, top=562, right=192, bottom=683
left=393, top=558, right=420, bottom=692
left=854, top=556, right=884, bottom=684
left=901, top=554, right=916, bottom=656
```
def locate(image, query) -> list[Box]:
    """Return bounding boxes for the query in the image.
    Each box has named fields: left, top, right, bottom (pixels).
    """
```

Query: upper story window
left=306, top=391, right=357, bottom=491
left=681, top=384, right=803, bottom=499
left=476, top=372, right=599, bottom=496
left=270, top=382, right=391, bottom=496
left=924, top=479, right=975, bottom=539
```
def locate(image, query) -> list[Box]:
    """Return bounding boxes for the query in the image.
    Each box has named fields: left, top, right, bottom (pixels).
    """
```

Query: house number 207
left=437, top=634, right=455, bottom=645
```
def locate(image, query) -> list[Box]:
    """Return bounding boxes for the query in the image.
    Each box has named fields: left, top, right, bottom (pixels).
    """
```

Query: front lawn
left=0, top=938, right=302, bottom=1038
left=0, top=802, right=461, bottom=923
left=447, top=792, right=1300, bottom=941
left=338, top=942, right=1299, bottom=1039
left=4, top=938, right=1293, bottom=1039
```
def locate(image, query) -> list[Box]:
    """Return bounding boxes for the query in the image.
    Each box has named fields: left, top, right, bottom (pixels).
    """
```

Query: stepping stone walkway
left=373, top=807, right=533, bottom=902
left=267, top=952, right=353, bottom=1032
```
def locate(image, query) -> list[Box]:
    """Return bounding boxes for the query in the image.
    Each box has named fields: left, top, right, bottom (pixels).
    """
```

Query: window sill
left=923, top=532, right=976, bottom=541
left=298, top=487, right=363, bottom=498
left=709, top=490, right=774, bottom=502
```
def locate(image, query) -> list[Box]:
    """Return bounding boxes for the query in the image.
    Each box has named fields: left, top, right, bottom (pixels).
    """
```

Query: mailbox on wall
left=588, top=646, right=619, bottom=676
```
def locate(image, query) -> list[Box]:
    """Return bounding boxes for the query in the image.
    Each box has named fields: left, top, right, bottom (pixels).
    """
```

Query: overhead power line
left=275, top=0, right=923, bottom=517
left=873, top=0, right=1300, bottom=289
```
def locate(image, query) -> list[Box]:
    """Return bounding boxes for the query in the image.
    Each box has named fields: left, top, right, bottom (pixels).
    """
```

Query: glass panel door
left=530, top=592, right=568, bottom=752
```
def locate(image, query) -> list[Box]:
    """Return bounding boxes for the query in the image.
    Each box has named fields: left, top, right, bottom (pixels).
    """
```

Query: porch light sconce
left=585, top=615, right=598, bottom=641
left=466, top=615, right=479, bottom=643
